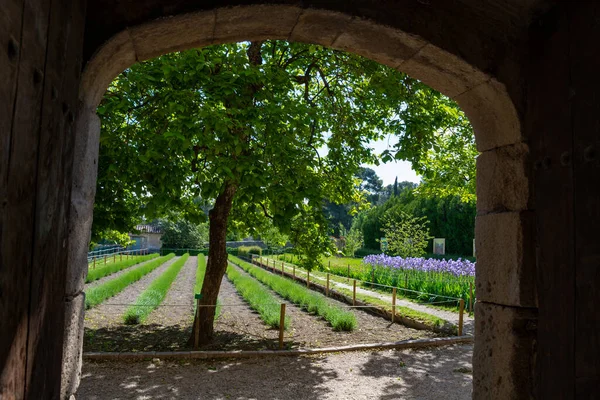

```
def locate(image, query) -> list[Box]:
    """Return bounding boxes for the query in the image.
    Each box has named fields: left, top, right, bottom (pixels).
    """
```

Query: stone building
left=1, top=1, right=598, bottom=399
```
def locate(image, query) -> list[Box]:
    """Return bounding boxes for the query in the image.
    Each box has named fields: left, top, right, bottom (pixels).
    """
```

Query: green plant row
left=229, top=256, right=356, bottom=331
left=226, top=263, right=289, bottom=329
left=260, top=256, right=453, bottom=325
left=85, top=253, right=175, bottom=309
left=276, top=253, right=472, bottom=305
left=194, top=255, right=221, bottom=319
left=86, top=254, right=159, bottom=283
left=123, top=254, right=190, bottom=324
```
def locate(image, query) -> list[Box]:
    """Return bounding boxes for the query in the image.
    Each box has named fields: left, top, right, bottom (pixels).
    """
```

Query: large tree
left=96, top=40, right=471, bottom=344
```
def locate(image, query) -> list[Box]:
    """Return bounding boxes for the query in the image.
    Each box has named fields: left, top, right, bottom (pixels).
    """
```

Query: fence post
left=120, top=253, right=122, bottom=261
left=392, top=287, right=397, bottom=323
left=404, top=275, right=408, bottom=289
left=353, top=279, right=357, bottom=306
left=113, top=254, right=116, bottom=263
left=469, top=282, right=474, bottom=313
left=326, top=273, right=330, bottom=297
left=307, top=271, right=310, bottom=288
left=458, top=299, right=465, bottom=336
left=281, top=262, right=284, bottom=276
left=347, top=264, right=350, bottom=281
left=292, top=265, right=295, bottom=279
left=194, top=297, right=201, bottom=350
left=93, top=257, right=96, bottom=269
left=104, top=255, right=107, bottom=264
left=279, top=303, right=286, bottom=350
left=371, top=267, right=375, bottom=283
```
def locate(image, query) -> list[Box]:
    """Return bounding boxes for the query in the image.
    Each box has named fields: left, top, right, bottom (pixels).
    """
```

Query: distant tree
left=382, top=208, right=431, bottom=257
left=393, top=177, right=399, bottom=197
left=160, top=220, right=208, bottom=248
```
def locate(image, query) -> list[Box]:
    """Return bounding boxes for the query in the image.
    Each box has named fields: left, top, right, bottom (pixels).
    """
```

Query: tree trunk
left=189, top=181, right=237, bottom=346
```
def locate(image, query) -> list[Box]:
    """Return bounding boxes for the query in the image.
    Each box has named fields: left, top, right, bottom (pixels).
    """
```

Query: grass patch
left=86, top=254, right=159, bottom=283
left=229, top=256, right=356, bottom=331
left=123, top=254, right=189, bottom=324
left=226, top=263, right=289, bottom=329
left=85, top=253, right=175, bottom=309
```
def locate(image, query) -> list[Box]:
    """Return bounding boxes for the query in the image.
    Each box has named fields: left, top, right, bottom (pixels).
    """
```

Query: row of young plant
left=86, top=253, right=159, bottom=283
left=226, top=263, right=289, bottom=329
left=85, top=253, right=175, bottom=309
left=229, top=256, right=356, bottom=331
left=274, top=253, right=471, bottom=307
left=259, top=256, right=449, bottom=328
left=123, top=254, right=190, bottom=324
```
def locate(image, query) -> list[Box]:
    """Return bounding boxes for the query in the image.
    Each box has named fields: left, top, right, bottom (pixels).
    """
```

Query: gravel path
left=85, top=256, right=161, bottom=290
left=266, top=259, right=474, bottom=335
left=145, top=256, right=197, bottom=326
left=78, top=343, right=473, bottom=399
left=85, top=256, right=179, bottom=325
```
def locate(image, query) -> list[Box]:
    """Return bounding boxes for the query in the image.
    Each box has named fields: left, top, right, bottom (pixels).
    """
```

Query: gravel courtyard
left=78, top=344, right=473, bottom=399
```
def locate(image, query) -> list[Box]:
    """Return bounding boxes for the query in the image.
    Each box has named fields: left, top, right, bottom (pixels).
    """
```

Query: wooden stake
left=469, top=282, right=474, bottom=313
left=326, top=273, right=330, bottom=297
left=120, top=253, right=122, bottom=261
left=347, top=264, right=350, bottom=281
left=281, top=262, right=284, bottom=276
left=392, top=288, right=397, bottom=323
left=307, top=271, right=310, bottom=288
left=104, top=255, right=107, bottom=264
left=113, top=254, right=116, bottom=263
left=279, top=303, right=286, bottom=350
left=404, top=275, right=408, bottom=288
left=194, top=298, right=201, bottom=349
left=458, top=299, right=465, bottom=336
left=353, top=279, right=357, bottom=306
left=292, top=265, right=295, bottom=278
left=93, top=257, right=96, bottom=269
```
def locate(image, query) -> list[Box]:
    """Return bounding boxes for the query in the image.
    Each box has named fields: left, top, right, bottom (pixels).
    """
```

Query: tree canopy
left=95, top=40, right=477, bottom=343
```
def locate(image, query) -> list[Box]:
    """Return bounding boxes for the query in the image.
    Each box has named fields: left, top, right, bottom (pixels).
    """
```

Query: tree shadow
left=79, top=356, right=338, bottom=399
left=84, top=324, right=294, bottom=352
left=357, top=344, right=473, bottom=399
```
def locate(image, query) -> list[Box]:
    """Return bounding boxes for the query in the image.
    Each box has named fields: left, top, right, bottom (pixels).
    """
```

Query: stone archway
left=63, top=5, right=535, bottom=399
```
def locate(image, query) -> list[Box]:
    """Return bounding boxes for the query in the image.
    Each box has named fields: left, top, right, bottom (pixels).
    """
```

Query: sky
left=364, top=136, right=421, bottom=186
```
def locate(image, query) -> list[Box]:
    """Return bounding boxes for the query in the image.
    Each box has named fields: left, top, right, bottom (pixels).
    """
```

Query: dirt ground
left=78, top=343, right=473, bottom=399
left=84, top=262, right=440, bottom=353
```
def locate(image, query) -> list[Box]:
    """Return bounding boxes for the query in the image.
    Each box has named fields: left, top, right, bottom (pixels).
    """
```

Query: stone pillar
left=473, top=142, right=537, bottom=399
left=61, top=107, right=101, bottom=399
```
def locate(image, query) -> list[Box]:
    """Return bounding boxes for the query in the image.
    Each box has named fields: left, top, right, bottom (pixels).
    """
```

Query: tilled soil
left=145, top=256, right=197, bottom=326
left=78, top=344, right=474, bottom=400
left=84, top=259, right=441, bottom=353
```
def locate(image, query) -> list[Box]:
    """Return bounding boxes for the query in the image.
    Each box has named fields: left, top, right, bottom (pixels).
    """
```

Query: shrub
left=85, top=253, right=175, bottom=309
left=123, top=254, right=189, bottom=324
left=237, top=246, right=262, bottom=258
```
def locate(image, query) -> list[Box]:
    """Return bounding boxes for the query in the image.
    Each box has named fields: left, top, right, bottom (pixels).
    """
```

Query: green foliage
left=86, top=254, right=159, bottom=283
left=85, top=253, right=175, bottom=309
left=237, top=245, right=263, bottom=258
left=160, top=219, right=208, bottom=249
left=226, top=263, right=289, bottom=329
left=95, top=229, right=135, bottom=248
left=230, top=256, right=356, bottom=331
left=123, top=254, right=189, bottom=324
left=381, top=208, right=431, bottom=257
left=338, top=224, right=363, bottom=257
left=258, top=223, right=289, bottom=251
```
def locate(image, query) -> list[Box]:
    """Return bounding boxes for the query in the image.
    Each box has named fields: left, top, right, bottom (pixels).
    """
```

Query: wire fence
left=87, top=248, right=151, bottom=265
